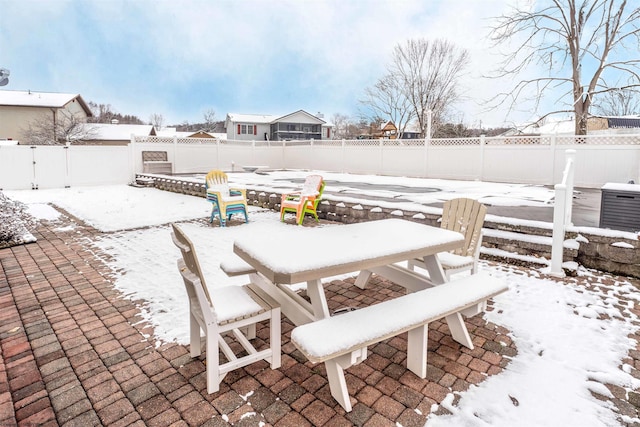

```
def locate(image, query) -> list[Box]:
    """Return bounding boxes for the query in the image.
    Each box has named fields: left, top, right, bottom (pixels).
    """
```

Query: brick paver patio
left=1, top=210, right=639, bottom=426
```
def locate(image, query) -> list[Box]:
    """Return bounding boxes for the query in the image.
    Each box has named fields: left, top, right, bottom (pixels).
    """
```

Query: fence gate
left=29, top=145, right=69, bottom=190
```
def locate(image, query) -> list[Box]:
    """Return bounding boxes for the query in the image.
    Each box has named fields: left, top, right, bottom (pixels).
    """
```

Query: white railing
left=550, top=149, right=576, bottom=277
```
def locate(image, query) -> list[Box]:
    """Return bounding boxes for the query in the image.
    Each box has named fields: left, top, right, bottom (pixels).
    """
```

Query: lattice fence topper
left=431, top=137, right=482, bottom=146
left=131, top=134, right=640, bottom=146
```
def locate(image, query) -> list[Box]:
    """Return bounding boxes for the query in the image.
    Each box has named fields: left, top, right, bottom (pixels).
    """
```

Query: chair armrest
left=229, top=187, right=247, bottom=198
left=281, top=191, right=301, bottom=202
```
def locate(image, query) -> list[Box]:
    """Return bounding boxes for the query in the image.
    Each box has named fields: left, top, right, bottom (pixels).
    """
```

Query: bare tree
left=202, top=109, right=217, bottom=132
left=330, top=113, right=350, bottom=139
left=360, top=74, right=416, bottom=138
left=361, top=39, right=469, bottom=138
left=391, top=39, right=469, bottom=137
left=489, top=0, right=640, bottom=135
left=149, top=113, right=164, bottom=130
left=22, top=110, right=97, bottom=145
left=593, top=88, right=640, bottom=116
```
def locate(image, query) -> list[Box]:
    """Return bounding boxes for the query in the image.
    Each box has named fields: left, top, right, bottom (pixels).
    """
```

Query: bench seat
left=290, top=273, right=508, bottom=411
left=220, top=254, right=257, bottom=277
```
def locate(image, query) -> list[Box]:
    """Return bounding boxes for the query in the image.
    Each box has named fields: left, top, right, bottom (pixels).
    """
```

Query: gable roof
left=226, top=110, right=328, bottom=125
left=274, top=110, right=326, bottom=124
left=0, top=89, right=93, bottom=116
left=226, top=113, right=278, bottom=124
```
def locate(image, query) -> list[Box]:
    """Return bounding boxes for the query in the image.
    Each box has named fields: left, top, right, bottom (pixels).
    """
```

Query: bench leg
left=354, top=270, right=373, bottom=289
left=445, top=312, right=474, bottom=349
left=407, top=324, right=428, bottom=378
left=460, top=301, right=487, bottom=317
left=324, top=350, right=366, bottom=413
left=325, top=359, right=351, bottom=412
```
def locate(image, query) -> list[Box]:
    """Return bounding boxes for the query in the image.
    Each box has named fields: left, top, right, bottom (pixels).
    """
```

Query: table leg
left=249, top=273, right=314, bottom=326
left=354, top=270, right=373, bottom=289
left=306, top=279, right=330, bottom=320
left=421, top=254, right=447, bottom=285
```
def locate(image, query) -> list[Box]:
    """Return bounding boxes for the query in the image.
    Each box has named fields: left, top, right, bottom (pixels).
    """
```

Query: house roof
left=81, top=123, right=156, bottom=140
left=273, top=110, right=326, bottom=124
left=227, top=113, right=278, bottom=124
left=227, top=110, right=329, bottom=125
left=0, top=89, right=93, bottom=116
left=607, top=117, right=640, bottom=128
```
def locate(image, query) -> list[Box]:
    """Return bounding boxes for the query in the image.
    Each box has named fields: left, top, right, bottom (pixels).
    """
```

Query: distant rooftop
left=0, top=89, right=91, bottom=115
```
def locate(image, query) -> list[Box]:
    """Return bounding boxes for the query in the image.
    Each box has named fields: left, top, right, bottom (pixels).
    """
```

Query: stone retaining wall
left=137, top=174, right=640, bottom=279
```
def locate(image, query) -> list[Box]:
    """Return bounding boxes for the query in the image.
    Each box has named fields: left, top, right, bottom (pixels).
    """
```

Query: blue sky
left=2, top=0, right=530, bottom=127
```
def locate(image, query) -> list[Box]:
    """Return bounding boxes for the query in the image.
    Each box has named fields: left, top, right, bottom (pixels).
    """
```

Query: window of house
left=238, top=124, right=256, bottom=135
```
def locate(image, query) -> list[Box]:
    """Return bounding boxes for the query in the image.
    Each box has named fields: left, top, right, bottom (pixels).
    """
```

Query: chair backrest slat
left=441, top=198, right=487, bottom=257
left=171, top=223, right=213, bottom=305
left=205, top=170, right=229, bottom=189
left=301, top=175, right=323, bottom=195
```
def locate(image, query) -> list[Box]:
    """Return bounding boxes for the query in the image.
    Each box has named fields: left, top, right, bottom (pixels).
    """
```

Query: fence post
left=342, top=139, right=346, bottom=173
left=550, top=134, right=557, bottom=185
left=549, top=149, right=576, bottom=277
left=173, top=135, right=178, bottom=174
left=479, top=134, right=486, bottom=181
left=550, top=183, right=567, bottom=277
left=380, top=139, right=384, bottom=174
left=564, top=149, right=576, bottom=226
left=130, top=134, right=136, bottom=183
left=281, top=141, right=286, bottom=170
left=64, top=142, right=71, bottom=188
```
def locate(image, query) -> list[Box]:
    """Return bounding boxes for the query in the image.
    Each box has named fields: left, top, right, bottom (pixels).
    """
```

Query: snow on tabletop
left=233, top=218, right=463, bottom=276
left=291, top=273, right=507, bottom=359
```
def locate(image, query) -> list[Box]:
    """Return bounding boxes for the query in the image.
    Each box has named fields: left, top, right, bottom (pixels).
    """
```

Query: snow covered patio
left=1, top=185, right=640, bottom=426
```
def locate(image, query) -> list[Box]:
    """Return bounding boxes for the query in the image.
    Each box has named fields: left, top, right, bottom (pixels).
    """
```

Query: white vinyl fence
left=1, top=134, right=639, bottom=190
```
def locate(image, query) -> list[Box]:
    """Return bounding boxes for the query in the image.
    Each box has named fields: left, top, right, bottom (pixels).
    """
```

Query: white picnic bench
left=290, top=274, right=508, bottom=412
left=227, top=218, right=509, bottom=411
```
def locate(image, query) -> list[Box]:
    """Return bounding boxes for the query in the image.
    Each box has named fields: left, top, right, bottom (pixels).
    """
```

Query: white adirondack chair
left=408, top=198, right=487, bottom=279
left=170, top=223, right=280, bottom=393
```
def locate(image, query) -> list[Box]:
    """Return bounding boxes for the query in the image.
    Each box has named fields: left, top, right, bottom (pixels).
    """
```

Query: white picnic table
left=232, top=218, right=465, bottom=326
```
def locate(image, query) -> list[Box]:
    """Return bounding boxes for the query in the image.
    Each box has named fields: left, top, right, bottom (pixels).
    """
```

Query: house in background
left=156, top=127, right=221, bottom=139
left=75, top=122, right=157, bottom=145
left=503, top=115, right=640, bottom=136
left=401, top=122, right=422, bottom=139
left=377, top=121, right=398, bottom=139
left=225, top=110, right=333, bottom=141
left=0, top=89, right=93, bottom=143
left=588, top=115, right=640, bottom=134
